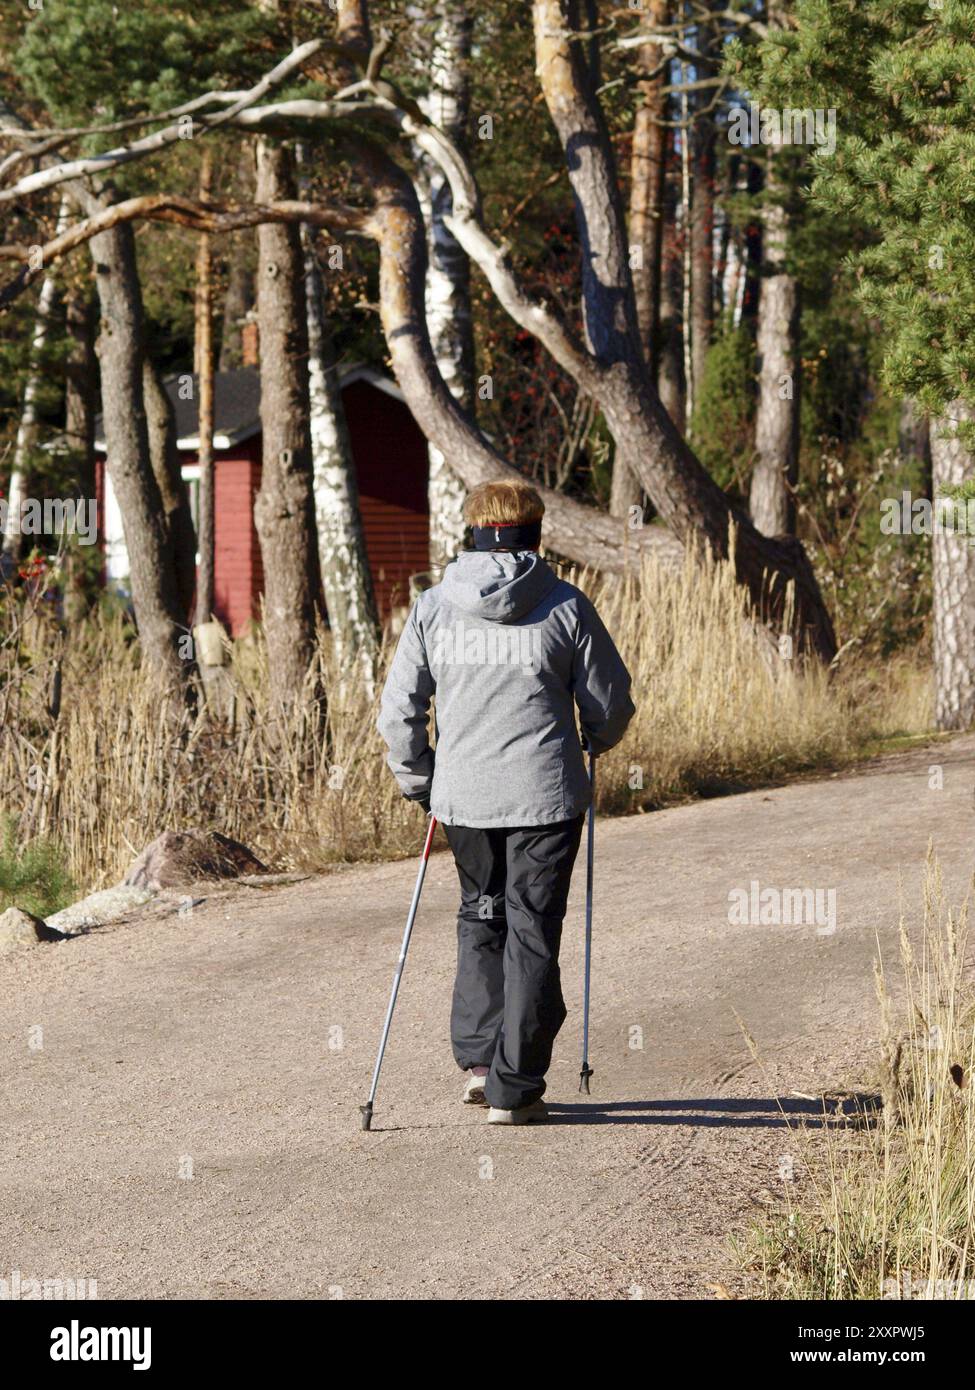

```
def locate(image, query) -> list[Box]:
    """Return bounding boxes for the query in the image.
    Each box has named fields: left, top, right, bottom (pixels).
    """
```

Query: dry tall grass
left=742, top=857, right=975, bottom=1300
left=1, top=550, right=933, bottom=894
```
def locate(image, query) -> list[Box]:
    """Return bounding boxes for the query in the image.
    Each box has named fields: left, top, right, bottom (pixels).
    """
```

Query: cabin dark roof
left=94, top=364, right=404, bottom=452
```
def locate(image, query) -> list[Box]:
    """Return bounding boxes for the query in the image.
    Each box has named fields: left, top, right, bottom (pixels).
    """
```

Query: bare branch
left=615, top=6, right=768, bottom=44
left=362, top=86, right=601, bottom=393
left=0, top=89, right=252, bottom=182
left=0, top=195, right=368, bottom=309
left=0, top=39, right=328, bottom=206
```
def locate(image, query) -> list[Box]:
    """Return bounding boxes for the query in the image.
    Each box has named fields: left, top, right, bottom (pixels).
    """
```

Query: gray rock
left=46, top=885, right=155, bottom=935
left=0, top=906, right=66, bottom=956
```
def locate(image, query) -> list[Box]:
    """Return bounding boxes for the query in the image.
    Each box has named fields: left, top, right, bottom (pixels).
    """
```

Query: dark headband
left=472, top=520, right=542, bottom=551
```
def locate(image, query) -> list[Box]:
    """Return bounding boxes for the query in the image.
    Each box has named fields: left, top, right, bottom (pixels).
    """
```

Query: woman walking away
left=378, top=480, right=634, bottom=1124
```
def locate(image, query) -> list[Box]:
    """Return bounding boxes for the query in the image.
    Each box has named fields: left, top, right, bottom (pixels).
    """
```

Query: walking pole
left=360, top=813, right=438, bottom=1131
left=579, top=751, right=596, bottom=1094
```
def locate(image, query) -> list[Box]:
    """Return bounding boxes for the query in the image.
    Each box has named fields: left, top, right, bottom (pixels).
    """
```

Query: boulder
left=46, top=885, right=155, bottom=935
left=0, top=906, right=66, bottom=956
left=122, top=830, right=267, bottom=891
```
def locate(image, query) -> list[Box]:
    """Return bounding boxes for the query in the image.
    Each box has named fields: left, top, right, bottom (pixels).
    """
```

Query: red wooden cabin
left=94, top=366, right=430, bottom=634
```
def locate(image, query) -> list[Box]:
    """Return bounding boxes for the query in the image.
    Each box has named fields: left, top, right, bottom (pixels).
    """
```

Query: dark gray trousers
left=443, top=816, right=584, bottom=1110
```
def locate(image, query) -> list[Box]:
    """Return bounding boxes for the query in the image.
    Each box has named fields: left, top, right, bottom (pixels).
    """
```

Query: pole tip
left=359, top=1103, right=373, bottom=1131
left=579, top=1065, right=593, bottom=1095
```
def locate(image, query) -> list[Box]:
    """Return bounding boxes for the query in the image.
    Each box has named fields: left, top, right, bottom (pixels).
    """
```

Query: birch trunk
left=302, top=216, right=380, bottom=674
left=749, top=2, right=800, bottom=541
left=415, top=0, right=475, bottom=568
left=1, top=202, right=69, bottom=562
left=750, top=187, right=800, bottom=536
left=932, top=402, right=975, bottom=731
left=1, top=276, right=58, bottom=562
left=293, top=137, right=380, bottom=676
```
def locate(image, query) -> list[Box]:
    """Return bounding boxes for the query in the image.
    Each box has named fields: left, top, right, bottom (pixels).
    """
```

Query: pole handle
left=422, top=814, right=438, bottom=860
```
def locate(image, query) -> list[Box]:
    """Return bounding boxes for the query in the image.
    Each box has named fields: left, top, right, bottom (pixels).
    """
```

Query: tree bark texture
left=932, top=402, right=975, bottom=731
left=415, top=0, right=476, bottom=568
left=750, top=190, right=800, bottom=537
left=89, top=220, right=192, bottom=691
left=253, top=138, right=320, bottom=717
left=142, top=357, right=197, bottom=621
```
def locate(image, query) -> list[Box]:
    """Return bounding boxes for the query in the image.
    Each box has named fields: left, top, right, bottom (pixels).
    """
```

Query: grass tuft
left=739, top=855, right=975, bottom=1300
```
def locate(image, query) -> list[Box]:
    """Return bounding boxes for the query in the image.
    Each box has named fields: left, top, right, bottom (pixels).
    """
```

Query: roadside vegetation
left=740, top=857, right=975, bottom=1301
left=1, top=549, right=932, bottom=894
left=0, top=814, right=74, bottom=917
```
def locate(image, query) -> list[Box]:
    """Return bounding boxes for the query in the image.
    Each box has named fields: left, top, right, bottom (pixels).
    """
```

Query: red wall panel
left=95, top=381, right=430, bottom=637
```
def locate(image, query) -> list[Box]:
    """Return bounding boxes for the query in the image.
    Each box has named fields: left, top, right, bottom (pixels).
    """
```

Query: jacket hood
left=440, top=550, right=558, bottom=624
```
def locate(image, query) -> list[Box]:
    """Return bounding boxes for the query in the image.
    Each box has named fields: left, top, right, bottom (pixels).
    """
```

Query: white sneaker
left=463, top=1072, right=489, bottom=1105
left=487, top=1099, right=548, bottom=1125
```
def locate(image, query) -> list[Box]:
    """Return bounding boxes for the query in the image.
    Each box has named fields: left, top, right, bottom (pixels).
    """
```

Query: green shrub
left=688, top=325, right=756, bottom=495
left=0, top=816, right=75, bottom=918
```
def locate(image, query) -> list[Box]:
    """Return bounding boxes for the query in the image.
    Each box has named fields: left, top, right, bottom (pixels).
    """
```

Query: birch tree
left=747, top=0, right=800, bottom=538
left=1, top=206, right=66, bottom=563
left=297, top=9, right=380, bottom=676
left=932, top=405, right=975, bottom=730
left=414, top=0, right=475, bottom=567
left=749, top=137, right=800, bottom=536
left=302, top=210, right=381, bottom=676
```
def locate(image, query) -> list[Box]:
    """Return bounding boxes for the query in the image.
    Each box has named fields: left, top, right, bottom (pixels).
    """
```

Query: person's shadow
left=544, top=1095, right=880, bottom=1128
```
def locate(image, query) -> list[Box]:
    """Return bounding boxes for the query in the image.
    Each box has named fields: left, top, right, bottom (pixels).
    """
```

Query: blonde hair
left=463, top=479, right=545, bottom=528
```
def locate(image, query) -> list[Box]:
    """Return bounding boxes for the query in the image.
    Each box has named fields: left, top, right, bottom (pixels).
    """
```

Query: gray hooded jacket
left=378, top=550, right=635, bottom=828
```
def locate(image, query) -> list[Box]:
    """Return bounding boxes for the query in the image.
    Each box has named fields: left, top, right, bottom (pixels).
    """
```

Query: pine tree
left=737, top=0, right=975, bottom=726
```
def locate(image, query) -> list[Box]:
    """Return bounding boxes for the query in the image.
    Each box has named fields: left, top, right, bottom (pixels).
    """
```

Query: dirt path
left=3, top=737, right=974, bottom=1300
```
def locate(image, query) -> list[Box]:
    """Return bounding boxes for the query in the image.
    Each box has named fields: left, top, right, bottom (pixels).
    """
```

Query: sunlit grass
left=1, top=549, right=934, bottom=892
left=739, top=856, right=975, bottom=1301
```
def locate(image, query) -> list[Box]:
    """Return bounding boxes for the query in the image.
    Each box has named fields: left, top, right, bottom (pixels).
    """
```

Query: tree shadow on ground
left=544, top=1094, right=881, bottom=1128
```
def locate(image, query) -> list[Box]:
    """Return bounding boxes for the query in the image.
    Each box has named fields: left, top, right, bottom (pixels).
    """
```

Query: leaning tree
left=0, top=0, right=837, bottom=715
